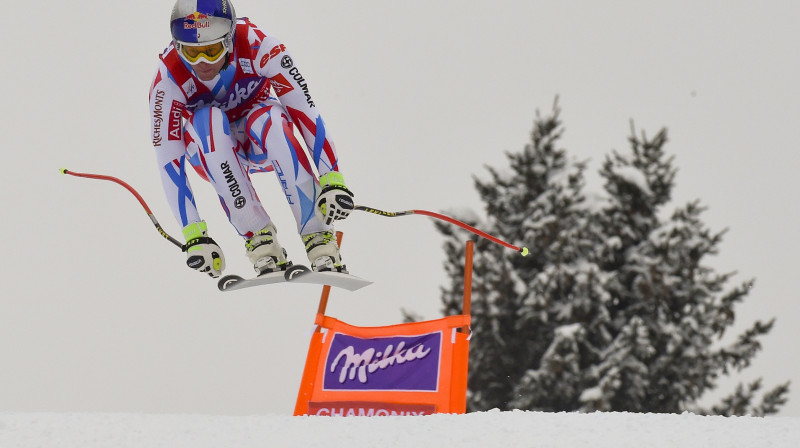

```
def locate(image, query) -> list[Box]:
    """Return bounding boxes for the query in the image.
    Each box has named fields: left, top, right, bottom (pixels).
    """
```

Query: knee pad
left=187, top=106, right=234, bottom=154
left=245, top=101, right=291, bottom=166
left=183, top=107, right=239, bottom=181
left=246, top=102, right=289, bottom=143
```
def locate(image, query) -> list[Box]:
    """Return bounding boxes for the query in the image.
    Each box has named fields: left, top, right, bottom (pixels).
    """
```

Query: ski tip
left=59, top=167, right=68, bottom=175
left=520, top=246, right=530, bottom=257
left=218, top=274, right=245, bottom=291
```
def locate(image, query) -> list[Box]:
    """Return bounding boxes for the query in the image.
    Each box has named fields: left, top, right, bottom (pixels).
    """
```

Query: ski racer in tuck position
left=149, top=0, right=355, bottom=279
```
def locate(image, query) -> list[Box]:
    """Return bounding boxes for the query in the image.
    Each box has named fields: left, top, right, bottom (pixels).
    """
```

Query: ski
left=217, top=264, right=372, bottom=292
left=217, top=270, right=287, bottom=292
left=284, top=264, right=372, bottom=291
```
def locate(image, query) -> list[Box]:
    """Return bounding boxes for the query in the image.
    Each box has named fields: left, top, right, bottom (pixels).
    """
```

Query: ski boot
left=302, top=230, right=347, bottom=273
left=246, top=223, right=291, bottom=275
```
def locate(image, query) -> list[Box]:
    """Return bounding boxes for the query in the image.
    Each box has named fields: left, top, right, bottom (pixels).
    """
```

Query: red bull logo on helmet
left=183, top=12, right=210, bottom=30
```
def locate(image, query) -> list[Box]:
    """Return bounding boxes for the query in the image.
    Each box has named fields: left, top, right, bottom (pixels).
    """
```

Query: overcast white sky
left=2, top=0, right=798, bottom=416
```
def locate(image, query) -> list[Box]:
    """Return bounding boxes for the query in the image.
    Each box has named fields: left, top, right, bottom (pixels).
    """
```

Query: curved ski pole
left=354, top=205, right=529, bottom=256
left=60, top=168, right=185, bottom=250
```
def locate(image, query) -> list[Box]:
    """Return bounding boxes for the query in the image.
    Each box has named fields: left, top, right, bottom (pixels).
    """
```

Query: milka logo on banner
left=323, top=332, right=442, bottom=392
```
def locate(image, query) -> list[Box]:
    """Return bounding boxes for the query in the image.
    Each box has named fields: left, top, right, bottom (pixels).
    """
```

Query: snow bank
left=1, top=410, right=797, bottom=448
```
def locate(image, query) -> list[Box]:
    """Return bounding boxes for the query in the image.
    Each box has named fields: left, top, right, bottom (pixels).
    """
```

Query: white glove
left=182, top=221, right=226, bottom=278
left=316, top=172, right=354, bottom=226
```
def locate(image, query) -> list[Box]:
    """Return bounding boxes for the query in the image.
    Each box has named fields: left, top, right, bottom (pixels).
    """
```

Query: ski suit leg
left=244, top=99, right=331, bottom=236
left=183, top=106, right=271, bottom=237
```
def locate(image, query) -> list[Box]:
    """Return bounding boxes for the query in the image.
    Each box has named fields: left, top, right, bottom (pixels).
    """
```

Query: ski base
left=284, top=264, right=373, bottom=291
left=217, top=270, right=286, bottom=292
left=217, top=264, right=372, bottom=292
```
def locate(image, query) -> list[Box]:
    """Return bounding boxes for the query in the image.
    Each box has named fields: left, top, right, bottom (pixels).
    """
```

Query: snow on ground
left=1, top=410, right=797, bottom=448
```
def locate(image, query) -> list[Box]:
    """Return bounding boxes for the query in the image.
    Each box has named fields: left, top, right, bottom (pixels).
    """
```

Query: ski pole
left=354, top=205, right=529, bottom=256
left=59, top=168, right=184, bottom=250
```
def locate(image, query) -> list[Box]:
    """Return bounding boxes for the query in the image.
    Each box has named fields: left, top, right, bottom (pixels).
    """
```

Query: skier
left=149, top=0, right=355, bottom=279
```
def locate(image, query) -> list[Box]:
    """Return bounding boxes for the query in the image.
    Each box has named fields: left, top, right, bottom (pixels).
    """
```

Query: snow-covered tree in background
left=437, top=100, right=605, bottom=411
left=436, top=102, right=789, bottom=415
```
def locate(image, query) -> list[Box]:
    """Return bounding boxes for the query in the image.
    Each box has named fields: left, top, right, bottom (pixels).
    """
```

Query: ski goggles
left=178, top=39, right=227, bottom=65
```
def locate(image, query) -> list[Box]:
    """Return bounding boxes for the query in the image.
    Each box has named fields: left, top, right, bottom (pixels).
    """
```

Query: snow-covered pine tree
left=586, top=128, right=787, bottom=414
left=437, top=100, right=606, bottom=411
left=435, top=108, right=789, bottom=415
